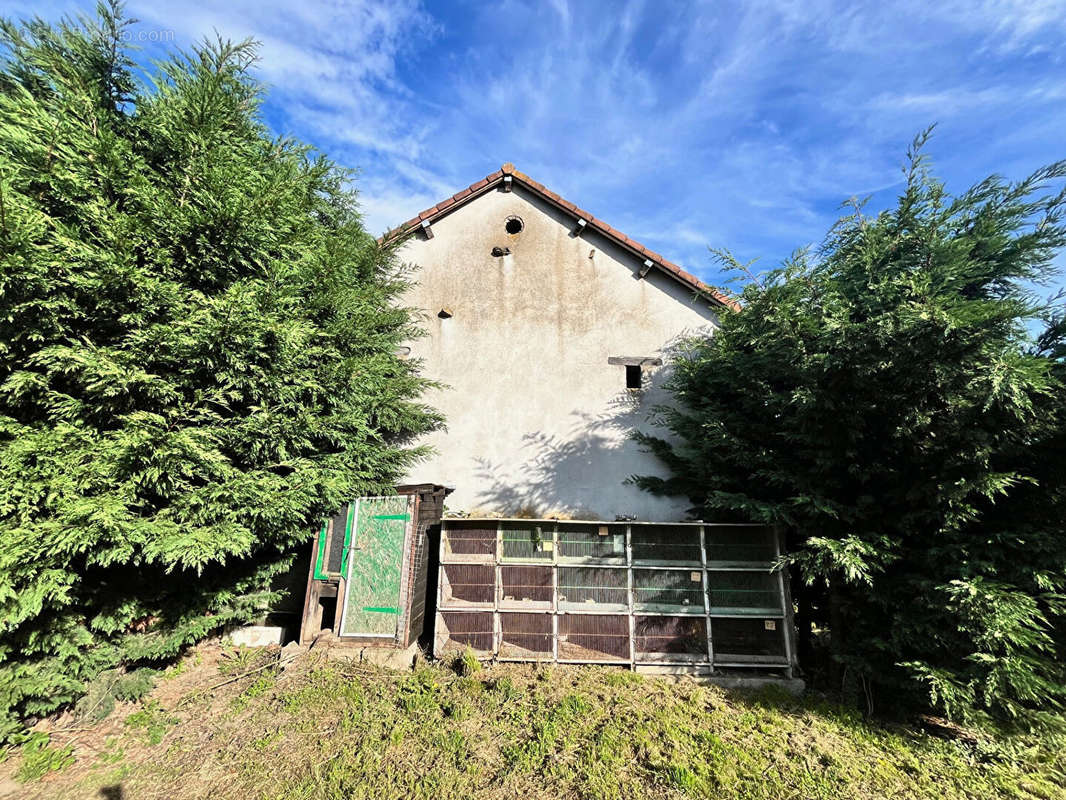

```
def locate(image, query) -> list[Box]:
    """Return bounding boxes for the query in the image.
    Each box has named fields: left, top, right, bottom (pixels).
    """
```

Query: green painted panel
left=312, top=521, right=329, bottom=580
left=339, top=495, right=410, bottom=637
left=339, top=502, right=356, bottom=577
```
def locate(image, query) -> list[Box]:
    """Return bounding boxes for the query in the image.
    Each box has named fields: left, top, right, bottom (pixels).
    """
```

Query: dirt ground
left=0, top=639, right=326, bottom=800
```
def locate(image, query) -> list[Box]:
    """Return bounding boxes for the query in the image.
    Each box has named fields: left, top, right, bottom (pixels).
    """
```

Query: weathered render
left=393, top=165, right=729, bottom=521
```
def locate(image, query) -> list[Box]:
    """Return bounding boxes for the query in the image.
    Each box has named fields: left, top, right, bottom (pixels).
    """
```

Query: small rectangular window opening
left=626, top=364, right=642, bottom=389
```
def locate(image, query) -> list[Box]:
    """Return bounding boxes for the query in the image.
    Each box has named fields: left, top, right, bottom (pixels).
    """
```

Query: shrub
left=635, top=132, right=1066, bottom=725
left=0, top=1, right=439, bottom=740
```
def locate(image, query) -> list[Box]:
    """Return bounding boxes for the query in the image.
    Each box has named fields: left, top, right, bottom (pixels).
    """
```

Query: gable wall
left=396, top=185, right=719, bottom=521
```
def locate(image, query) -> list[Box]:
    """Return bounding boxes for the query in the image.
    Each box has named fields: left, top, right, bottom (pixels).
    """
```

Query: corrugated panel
left=707, top=570, right=781, bottom=615
left=633, top=568, right=704, bottom=612
left=631, top=525, right=702, bottom=563
left=437, top=611, right=494, bottom=655
left=704, top=526, right=778, bottom=563
left=557, top=523, right=626, bottom=562
left=634, top=616, right=707, bottom=659
left=440, top=563, right=495, bottom=606
left=711, top=617, right=788, bottom=662
left=442, top=522, right=496, bottom=561
left=557, top=566, right=627, bottom=609
left=558, top=614, right=629, bottom=661
left=499, top=612, right=553, bottom=658
left=500, top=522, right=553, bottom=561
left=500, top=565, right=552, bottom=607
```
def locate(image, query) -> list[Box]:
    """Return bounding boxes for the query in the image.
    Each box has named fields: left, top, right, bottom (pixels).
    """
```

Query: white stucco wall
left=396, top=185, right=720, bottom=522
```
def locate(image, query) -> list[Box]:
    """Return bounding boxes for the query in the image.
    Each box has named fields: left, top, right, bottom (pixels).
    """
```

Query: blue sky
left=6, top=0, right=1066, bottom=291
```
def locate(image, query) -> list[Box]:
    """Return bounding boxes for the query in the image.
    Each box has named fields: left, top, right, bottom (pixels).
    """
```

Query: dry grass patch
left=1, top=643, right=1063, bottom=800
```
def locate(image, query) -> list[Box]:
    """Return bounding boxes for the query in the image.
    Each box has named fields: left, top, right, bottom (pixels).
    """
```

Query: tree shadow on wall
left=470, top=355, right=682, bottom=519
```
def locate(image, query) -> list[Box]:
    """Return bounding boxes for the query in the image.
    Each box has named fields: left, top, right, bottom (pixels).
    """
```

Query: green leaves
left=0, top=2, right=439, bottom=739
left=795, top=536, right=889, bottom=587
left=636, top=135, right=1066, bottom=724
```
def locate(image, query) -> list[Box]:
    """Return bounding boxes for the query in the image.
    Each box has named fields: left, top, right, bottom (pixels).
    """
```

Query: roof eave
left=379, top=164, right=740, bottom=312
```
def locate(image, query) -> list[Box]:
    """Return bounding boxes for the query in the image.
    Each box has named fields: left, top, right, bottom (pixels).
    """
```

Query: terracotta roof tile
left=380, top=164, right=739, bottom=310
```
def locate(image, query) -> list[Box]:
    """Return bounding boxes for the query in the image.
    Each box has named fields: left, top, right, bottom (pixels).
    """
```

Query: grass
left=4, top=644, right=1064, bottom=799
left=124, top=700, right=178, bottom=747
left=12, top=733, right=74, bottom=782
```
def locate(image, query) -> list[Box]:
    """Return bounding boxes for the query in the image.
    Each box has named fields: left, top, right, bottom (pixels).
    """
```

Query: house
left=389, top=163, right=736, bottom=522
left=384, top=166, right=796, bottom=677
left=297, top=166, right=797, bottom=680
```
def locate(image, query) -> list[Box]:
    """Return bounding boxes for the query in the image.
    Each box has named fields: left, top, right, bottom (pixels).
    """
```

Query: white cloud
left=3, top=0, right=1061, bottom=284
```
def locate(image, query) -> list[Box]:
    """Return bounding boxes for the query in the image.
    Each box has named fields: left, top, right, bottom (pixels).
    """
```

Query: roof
left=382, top=163, right=739, bottom=311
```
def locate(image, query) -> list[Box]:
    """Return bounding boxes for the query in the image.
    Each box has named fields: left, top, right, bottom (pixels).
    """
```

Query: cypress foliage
left=634, top=133, right=1066, bottom=725
left=0, top=2, right=440, bottom=739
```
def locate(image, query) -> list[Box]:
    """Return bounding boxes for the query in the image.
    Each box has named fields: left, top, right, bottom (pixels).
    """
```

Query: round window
left=505, top=216, right=523, bottom=235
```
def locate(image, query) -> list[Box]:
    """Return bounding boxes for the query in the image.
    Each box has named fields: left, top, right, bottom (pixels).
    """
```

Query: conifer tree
left=0, top=2, right=439, bottom=738
left=635, top=133, right=1066, bottom=725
